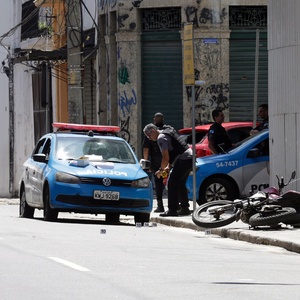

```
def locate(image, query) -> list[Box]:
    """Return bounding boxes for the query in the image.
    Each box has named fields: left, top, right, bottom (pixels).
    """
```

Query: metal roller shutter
left=142, top=31, right=183, bottom=130
left=229, top=30, right=268, bottom=121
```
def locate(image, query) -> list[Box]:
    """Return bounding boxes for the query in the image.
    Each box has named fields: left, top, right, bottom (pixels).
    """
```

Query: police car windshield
left=55, top=136, right=136, bottom=163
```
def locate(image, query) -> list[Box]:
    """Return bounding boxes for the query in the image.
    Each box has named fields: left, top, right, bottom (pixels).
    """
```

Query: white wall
left=0, top=2, right=13, bottom=197
left=269, top=0, right=300, bottom=189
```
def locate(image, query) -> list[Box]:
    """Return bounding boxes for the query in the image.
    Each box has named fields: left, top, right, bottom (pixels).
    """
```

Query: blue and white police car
left=186, top=130, right=269, bottom=204
left=19, top=123, right=153, bottom=224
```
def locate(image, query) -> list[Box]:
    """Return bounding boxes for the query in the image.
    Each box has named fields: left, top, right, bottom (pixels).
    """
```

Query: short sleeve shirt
left=208, top=122, right=232, bottom=153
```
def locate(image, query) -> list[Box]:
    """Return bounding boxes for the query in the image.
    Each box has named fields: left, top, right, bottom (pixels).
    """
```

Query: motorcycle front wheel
left=248, top=207, right=297, bottom=227
left=192, top=200, right=238, bottom=229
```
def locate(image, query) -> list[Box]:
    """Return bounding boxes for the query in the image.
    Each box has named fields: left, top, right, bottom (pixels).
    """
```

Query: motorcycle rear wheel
left=248, top=207, right=297, bottom=227
left=192, top=200, right=238, bottom=228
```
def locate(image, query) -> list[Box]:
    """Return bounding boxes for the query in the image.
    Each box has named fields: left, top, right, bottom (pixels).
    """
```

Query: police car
left=186, top=130, right=269, bottom=204
left=19, top=123, right=153, bottom=224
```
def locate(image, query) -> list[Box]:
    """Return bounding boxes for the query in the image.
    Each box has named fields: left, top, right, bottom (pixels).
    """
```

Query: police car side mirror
left=33, top=153, right=48, bottom=163
left=247, top=148, right=260, bottom=158
left=140, top=159, right=151, bottom=170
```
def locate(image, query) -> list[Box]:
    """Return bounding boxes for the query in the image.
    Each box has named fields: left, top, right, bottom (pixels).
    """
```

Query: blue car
left=186, top=130, right=269, bottom=205
left=19, top=123, right=153, bottom=224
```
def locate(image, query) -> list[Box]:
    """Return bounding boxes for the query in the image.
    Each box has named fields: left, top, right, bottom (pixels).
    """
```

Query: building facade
left=98, top=0, right=268, bottom=156
left=1, top=0, right=269, bottom=197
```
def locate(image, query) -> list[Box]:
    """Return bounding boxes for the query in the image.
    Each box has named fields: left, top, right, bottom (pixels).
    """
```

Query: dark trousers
left=167, top=157, right=193, bottom=212
left=154, top=175, right=164, bottom=202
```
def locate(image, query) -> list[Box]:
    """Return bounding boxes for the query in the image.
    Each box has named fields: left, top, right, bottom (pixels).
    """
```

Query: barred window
left=229, top=6, right=267, bottom=29
left=142, top=8, right=181, bottom=31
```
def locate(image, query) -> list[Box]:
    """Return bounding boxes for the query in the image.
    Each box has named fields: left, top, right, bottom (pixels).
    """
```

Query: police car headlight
left=131, top=177, right=151, bottom=188
left=56, top=172, right=80, bottom=184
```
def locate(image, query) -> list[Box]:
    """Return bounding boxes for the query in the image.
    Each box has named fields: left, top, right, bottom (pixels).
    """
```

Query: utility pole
left=67, top=0, right=83, bottom=123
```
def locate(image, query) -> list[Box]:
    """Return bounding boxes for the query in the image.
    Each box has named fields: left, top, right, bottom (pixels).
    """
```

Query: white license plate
left=93, top=190, right=120, bottom=201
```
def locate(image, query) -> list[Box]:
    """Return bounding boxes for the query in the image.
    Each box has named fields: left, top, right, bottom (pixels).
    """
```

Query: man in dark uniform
left=142, top=113, right=169, bottom=212
left=208, top=109, right=232, bottom=154
left=250, top=103, right=269, bottom=135
left=143, top=123, right=193, bottom=217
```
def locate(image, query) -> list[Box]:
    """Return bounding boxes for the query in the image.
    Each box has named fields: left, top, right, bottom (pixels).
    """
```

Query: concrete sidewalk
left=3, top=197, right=300, bottom=254
left=150, top=206, right=300, bottom=255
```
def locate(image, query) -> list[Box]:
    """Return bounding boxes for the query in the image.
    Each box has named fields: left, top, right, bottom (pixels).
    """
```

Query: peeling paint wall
left=0, top=2, right=11, bottom=197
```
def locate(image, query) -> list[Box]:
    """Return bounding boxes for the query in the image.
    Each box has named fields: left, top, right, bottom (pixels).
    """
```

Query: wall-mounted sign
left=203, top=38, right=219, bottom=44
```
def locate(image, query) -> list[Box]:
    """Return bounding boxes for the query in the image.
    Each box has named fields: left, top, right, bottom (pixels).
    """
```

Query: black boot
left=154, top=200, right=164, bottom=213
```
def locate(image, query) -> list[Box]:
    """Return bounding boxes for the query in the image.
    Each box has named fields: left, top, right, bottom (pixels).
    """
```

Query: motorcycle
left=192, top=171, right=300, bottom=229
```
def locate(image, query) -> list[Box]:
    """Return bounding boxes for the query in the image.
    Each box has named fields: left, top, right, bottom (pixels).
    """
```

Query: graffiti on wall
left=195, top=40, right=220, bottom=79
left=132, top=0, right=143, bottom=8
left=118, top=88, right=137, bottom=118
left=185, top=6, right=227, bottom=26
left=118, top=14, right=129, bottom=28
left=119, top=116, right=135, bottom=150
left=118, top=65, right=131, bottom=85
left=186, top=67, right=229, bottom=124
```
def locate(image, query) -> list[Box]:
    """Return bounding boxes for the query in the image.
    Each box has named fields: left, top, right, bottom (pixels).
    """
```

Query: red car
left=178, top=122, right=255, bottom=157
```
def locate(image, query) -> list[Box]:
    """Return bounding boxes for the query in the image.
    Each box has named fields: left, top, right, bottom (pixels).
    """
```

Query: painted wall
left=268, top=0, right=300, bottom=189
left=14, top=64, right=35, bottom=193
left=0, top=1, right=13, bottom=197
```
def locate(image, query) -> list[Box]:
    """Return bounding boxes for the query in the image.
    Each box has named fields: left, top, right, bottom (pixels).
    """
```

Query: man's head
left=258, top=104, right=268, bottom=121
left=143, top=123, right=159, bottom=141
left=212, top=109, right=225, bottom=124
left=153, top=112, right=164, bottom=126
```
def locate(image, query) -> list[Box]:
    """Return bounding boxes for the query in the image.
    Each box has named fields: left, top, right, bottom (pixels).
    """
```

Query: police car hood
left=52, top=159, right=147, bottom=180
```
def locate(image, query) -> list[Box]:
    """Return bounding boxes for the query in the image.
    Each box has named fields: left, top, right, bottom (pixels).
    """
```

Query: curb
left=150, top=216, right=300, bottom=254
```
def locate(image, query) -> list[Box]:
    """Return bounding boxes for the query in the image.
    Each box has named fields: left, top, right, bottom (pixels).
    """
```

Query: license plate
left=93, top=190, right=120, bottom=201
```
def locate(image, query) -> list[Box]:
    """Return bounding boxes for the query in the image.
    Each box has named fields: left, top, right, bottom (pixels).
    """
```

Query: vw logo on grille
left=102, top=177, right=111, bottom=186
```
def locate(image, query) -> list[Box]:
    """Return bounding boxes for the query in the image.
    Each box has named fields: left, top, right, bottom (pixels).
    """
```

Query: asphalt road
left=1, top=205, right=300, bottom=300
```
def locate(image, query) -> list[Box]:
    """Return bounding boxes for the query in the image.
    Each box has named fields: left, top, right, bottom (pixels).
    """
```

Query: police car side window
left=33, top=138, right=46, bottom=156
left=247, top=138, right=269, bottom=158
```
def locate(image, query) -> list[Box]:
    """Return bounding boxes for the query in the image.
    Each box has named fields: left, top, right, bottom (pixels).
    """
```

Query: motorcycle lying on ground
left=192, top=171, right=300, bottom=229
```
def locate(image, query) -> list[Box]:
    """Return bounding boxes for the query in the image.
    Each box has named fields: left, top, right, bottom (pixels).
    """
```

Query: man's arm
left=160, top=149, right=170, bottom=170
left=208, top=139, right=218, bottom=155
left=143, top=147, right=149, bottom=160
left=155, top=149, right=170, bottom=178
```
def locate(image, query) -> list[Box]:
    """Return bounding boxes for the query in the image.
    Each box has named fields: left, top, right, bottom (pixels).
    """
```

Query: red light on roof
left=52, top=122, right=120, bottom=133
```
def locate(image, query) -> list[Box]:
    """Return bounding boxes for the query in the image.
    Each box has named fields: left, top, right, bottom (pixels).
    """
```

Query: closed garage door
left=229, top=30, right=268, bottom=121
left=142, top=31, right=183, bottom=130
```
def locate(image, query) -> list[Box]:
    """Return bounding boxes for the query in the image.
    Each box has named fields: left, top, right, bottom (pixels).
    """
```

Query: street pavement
left=2, top=197, right=300, bottom=254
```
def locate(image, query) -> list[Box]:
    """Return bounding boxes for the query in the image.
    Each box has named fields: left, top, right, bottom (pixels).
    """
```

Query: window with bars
left=142, top=8, right=181, bottom=31
left=229, top=6, right=267, bottom=29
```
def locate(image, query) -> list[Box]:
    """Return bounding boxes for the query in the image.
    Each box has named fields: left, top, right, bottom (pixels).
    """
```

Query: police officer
left=208, top=109, right=232, bottom=154
left=142, top=113, right=170, bottom=212
left=143, top=123, right=193, bottom=217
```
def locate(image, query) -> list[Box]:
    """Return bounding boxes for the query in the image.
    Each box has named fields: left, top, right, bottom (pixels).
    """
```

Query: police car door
left=31, top=138, right=51, bottom=206
left=241, top=137, right=270, bottom=196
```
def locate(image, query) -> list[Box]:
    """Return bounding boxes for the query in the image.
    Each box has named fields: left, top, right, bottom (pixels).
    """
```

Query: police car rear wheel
left=19, top=188, right=34, bottom=218
left=200, top=177, right=238, bottom=204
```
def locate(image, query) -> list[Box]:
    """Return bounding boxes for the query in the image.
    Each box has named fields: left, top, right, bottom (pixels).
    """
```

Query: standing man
left=142, top=113, right=169, bottom=212
left=250, top=103, right=269, bottom=135
left=143, top=123, right=193, bottom=217
left=208, top=109, right=232, bottom=154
